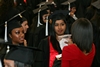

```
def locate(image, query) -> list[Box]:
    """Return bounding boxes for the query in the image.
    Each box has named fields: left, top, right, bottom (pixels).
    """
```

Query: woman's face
left=42, top=14, right=49, bottom=23
left=21, top=21, right=29, bottom=33
left=70, top=7, right=76, bottom=13
left=54, top=20, right=66, bottom=36
left=9, top=27, right=25, bottom=45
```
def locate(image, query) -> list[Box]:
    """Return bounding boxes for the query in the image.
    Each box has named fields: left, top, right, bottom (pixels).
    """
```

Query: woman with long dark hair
left=34, top=12, right=69, bottom=67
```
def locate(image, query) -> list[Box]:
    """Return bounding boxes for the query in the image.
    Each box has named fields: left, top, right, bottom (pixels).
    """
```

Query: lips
left=19, top=37, right=24, bottom=41
left=58, top=30, right=63, bottom=33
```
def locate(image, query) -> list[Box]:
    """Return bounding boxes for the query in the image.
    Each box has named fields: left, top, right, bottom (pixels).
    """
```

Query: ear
left=9, top=34, right=12, bottom=39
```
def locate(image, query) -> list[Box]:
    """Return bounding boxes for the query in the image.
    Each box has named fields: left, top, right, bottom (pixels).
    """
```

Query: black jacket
left=33, top=36, right=61, bottom=67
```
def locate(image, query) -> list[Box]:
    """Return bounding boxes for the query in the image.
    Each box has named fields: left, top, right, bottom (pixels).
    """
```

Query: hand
left=65, top=38, right=73, bottom=45
left=70, top=12, right=74, bottom=17
left=56, top=54, right=62, bottom=60
left=24, top=39, right=27, bottom=46
left=4, top=59, right=15, bottom=67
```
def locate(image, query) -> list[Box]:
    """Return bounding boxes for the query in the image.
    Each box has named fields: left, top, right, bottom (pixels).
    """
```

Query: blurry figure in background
left=91, top=0, right=100, bottom=67
left=84, top=0, right=97, bottom=20
left=61, top=0, right=77, bottom=33
left=68, top=2, right=77, bottom=20
left=33, top=12, right=70, bottom=67
left=68, top=2, right=77, bottom=33
left=0, top=60, right=2, bottom=67
left=13, top=0, right=34, bottom=34
left=53, top=0, right=66, bottom=10
left=0, top=2, right=20, bottom=66
left=61, top=18, right=95, bottom=67
left=21, top=17, right=29, bottom=34
left=75, top=0, right=92, bottom=18
left=0, top=0, right=17, bottom=38
left=68, top=6, right=77, bottom=33
left=28, top=7, right=50, bottom=47
left=26, top=0, right=42, bottom=10
left=20, top=17, right=29, bottom=46
left=14, top=0, right=27, bottom=12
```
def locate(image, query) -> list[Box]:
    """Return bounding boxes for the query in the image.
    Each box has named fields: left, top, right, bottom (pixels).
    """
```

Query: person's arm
left=61, top=47, right=70, bottom=67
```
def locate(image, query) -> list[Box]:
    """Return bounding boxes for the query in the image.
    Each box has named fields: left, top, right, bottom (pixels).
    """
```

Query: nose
left=20, top=33, right=25, bottom=38
left=26, top=25, right=29, bottom=29
left=58, top=25, right=62, bottom=29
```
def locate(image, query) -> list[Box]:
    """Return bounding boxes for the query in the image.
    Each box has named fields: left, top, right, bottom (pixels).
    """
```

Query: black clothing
left=84, top=6, right=95, bottom=20
left=91, top=21, right=100, bottom=67
left=75, top=0, right=92, bottom=18
left=28, top=25, right=47, bottom=47
left=33, top=36, right=61, bottom=67
left=66, top=15, right=75, bottom=33
left=0, top=43, right=7, bottom=67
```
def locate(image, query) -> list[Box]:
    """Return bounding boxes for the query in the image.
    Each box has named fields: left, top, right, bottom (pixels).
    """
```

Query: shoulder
left=62, top=44, right=79, bottom=55
left=63, top=44, right=77, bottom=51
left=38, top=37, right=49, bottom=47
left=40, top=37, right=49, bottom=42
left=62, top=44, right=79, bottom=59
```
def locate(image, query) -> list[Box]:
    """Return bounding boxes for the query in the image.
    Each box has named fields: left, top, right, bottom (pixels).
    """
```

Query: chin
left=57, top=34, right=64, bottom=36
left=19, top=41, right=24, bottom=44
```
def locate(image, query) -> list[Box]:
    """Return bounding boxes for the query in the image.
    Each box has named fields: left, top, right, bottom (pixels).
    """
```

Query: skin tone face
left=21, top=21, right=29, bottom=33
left=70, top=7, right=76, bottom=17
left=4, top=27, right=25, bottom=67
left=71, top=7, right=76, bottom=13
left=42, top=14, right=49, bottom=23
left=9, top=27, right=25, bottom=45
left=54, top=19, right=66, bottom=36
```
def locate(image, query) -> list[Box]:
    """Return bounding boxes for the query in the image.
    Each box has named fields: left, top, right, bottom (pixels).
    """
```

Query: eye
left=55, top=23, right=58, bottom=26
left=15, top=31, right=20, bottom=34
left=61, top=23, right=65, bottom=26
left=22, top=30, right=24, bottom=34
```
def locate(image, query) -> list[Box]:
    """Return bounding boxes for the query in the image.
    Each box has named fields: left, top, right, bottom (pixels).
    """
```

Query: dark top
left=33, top=36, right=61, bottom=67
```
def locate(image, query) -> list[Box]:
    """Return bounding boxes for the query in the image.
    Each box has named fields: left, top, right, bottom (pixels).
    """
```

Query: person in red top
left=61, top=18, right=95, bottom=67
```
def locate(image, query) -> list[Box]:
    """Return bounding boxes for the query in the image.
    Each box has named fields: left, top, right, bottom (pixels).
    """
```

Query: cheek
left=72, top=9, right=76, bottom=12
left=63, top=25, right=66, bottom=30
left=54, top=26, right=58, bottom=32
left=22, top=25, right=25, bottom=29
left=11, top=34, right=19, bottom=40
left=62, top=25, right=66, bottom=32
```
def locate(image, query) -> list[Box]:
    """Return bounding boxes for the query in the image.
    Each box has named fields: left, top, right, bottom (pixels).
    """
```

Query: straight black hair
left=71, top=18, right=93, bottom=53
left=49, top=13, right=69, bottom=53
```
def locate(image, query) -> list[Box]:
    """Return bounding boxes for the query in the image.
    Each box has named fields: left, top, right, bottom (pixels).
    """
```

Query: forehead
left=11, top=27, right=24, bottom=31
left=42, top=13, right=49, bottom=16
left=55, top=19, right=65, bottom=24
left=22, top=21, right=28, bottom=24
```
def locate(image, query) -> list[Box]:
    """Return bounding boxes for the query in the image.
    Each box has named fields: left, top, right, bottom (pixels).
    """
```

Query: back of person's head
left=71, top=18, right=93, bottom=53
